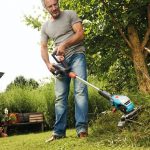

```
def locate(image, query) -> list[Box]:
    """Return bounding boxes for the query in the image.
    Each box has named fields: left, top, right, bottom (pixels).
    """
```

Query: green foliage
left=0, top=76, right=112, bottom=129
left=2, top=87, right=35, bottom=113
left=38, top=82, right=55, bottom=129
left=88, top=76, right=110, bottom=112
left=0, top=80, right=150, bottom=148
left=24, top=15, right=42, bottom=31
left=23, top=0, right=150, bottom=92
left=60, top=0, right=149, bottom=92
left=105, top=57, right=138, bottom=93
left=6, top=76, right=39, bottom=91
left=23, top=6, right=48, bottom=31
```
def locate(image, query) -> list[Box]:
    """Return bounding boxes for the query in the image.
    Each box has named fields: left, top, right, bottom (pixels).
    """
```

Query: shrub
left=0, top=76, right=127, bottom=130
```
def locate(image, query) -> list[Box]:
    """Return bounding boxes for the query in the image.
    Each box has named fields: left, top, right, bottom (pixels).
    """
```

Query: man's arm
left=41, top=41, right=55, bottom=72
left=56, top=22, right=84, bottom=56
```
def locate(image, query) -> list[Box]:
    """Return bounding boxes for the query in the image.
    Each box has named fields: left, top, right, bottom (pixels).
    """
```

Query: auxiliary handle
left=51, top=51, right=68, bottom=69
left=51, top=51, right=70, bottom=75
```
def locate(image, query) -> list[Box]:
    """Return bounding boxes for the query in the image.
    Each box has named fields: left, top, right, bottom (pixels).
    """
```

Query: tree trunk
left=128, top=25, right=150, bottom=94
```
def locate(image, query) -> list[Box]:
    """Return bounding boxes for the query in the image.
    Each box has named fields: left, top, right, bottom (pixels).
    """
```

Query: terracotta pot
left=8, top=113, right=17, bottom=124
left=1, top=132, right=8, bottom=137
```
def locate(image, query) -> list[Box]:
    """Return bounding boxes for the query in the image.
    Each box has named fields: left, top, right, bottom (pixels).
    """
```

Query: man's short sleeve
left=41, top=22, right=49, bottom=43
left=68, top=10, right=82, bottom=26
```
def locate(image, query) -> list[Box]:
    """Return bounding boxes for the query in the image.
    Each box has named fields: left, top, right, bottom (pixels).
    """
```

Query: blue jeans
left=53, top=53, right=88, bottom=136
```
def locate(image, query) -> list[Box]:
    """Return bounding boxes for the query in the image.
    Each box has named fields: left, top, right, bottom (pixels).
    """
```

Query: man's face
left=45, top=0, right=60, bottom=19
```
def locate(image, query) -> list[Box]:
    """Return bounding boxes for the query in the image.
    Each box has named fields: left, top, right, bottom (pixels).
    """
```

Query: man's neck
left=50, top=10, right=62, bottom=21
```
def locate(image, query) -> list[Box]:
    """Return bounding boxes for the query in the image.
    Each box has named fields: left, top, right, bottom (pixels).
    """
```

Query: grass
left=0, top=128, right=149, bottom=150
left=0, top=94, right=149, bottom=150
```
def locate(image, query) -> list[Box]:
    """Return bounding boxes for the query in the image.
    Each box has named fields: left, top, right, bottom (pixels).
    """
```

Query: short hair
left=41, top=0, right=59, bottom=8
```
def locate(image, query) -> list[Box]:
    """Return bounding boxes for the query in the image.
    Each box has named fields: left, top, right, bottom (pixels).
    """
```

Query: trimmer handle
left=51, top=51, right=70, bottom=76
left=51, top=51, right=69, bottom=68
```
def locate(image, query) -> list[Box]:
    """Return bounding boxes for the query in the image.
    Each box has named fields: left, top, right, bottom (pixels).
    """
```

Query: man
left=41, top=0, right=88, bottom=142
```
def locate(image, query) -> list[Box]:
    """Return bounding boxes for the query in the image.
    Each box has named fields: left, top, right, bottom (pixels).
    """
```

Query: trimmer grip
left=98, top=90, right=112, bottom=100
left=52, top=63, right=70, bottom=76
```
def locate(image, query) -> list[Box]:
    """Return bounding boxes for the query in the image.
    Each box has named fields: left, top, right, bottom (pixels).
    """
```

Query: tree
left=24, top=0, right=150, bottom=93
left=60, top=0, right=150, bottom=93
left=6, top=76, right=39, bottom=91
left=101, top=0, right=150, bottom=93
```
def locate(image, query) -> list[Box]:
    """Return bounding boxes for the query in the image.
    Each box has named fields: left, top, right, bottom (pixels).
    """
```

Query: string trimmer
left=51, top=52, right=141, bottom=127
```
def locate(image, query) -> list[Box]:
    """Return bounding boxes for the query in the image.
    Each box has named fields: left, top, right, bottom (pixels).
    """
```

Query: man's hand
left=56, top=43, right=66, bottom=56
left=47, top=63, right=56, bottom=73
left=56, top=55, right=65, bottom=62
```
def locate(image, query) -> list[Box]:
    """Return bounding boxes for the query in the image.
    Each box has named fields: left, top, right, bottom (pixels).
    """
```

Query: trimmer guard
left=117, top=106, right=141, bottom=127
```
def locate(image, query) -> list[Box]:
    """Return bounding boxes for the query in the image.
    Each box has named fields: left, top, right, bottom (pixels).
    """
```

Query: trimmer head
left=117, top=106, right=142, bottom=127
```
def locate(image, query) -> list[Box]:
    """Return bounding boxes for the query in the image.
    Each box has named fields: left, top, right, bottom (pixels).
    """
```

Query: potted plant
left=8, top=113, right=17, bottom=124
left=0, top=108, right=9, bottom=137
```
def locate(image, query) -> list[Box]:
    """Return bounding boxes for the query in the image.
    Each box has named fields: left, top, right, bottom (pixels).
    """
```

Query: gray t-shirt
left=41, top=10, right=85, bottom=58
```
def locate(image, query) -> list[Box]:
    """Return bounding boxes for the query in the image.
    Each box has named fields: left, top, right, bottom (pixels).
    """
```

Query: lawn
left=0, top=129, right=149, bottom=150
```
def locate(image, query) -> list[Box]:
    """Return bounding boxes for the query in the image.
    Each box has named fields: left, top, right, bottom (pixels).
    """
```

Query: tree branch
left=141, top=3, right=150, bottom=50
left=101, top=0, right=133, bottom=50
